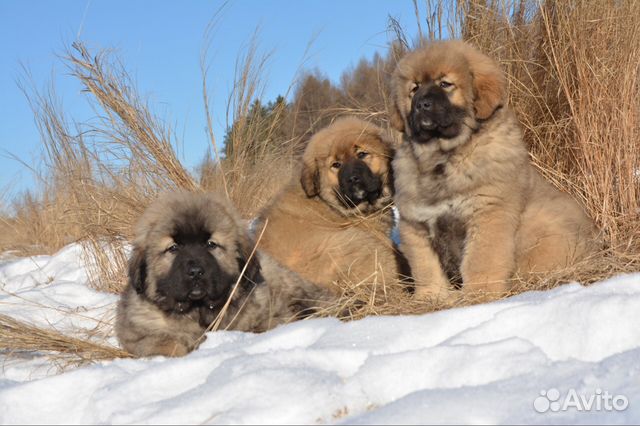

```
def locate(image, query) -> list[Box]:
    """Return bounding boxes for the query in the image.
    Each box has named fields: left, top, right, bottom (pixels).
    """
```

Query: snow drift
left=0, top=244, right=638, bottom=424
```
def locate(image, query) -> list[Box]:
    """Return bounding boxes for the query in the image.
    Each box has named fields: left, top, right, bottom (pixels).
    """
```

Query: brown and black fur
left=115, top=191, right=333, bottom=357
left=256, top=117, right=410, bottom=294
left=389, top=40, right=601, bottom=300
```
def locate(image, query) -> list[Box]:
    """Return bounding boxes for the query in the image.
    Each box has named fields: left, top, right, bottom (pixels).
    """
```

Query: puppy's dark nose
left=188, top=286, right=205, bottom=300
left=188, top=265, right=204, bottom=278
left=348, top=175, right=361, bottom=184
left=417, top=97, right=433, bottom=112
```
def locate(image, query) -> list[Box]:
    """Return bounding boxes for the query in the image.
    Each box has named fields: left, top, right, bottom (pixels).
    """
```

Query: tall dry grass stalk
left=69, top=42, right=198, bottom=192
left=451, top=0, right=639, bottom=248
left=536, top=1, right=639, bottom=244
left=200, top=30, right=320, bottom=216
left=206, top=33, right=294, bottom=215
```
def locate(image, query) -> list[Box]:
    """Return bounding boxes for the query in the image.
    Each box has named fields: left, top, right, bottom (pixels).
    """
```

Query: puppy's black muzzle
left=338, top=159, right=382, bottom=207
left=156, top=246, right=234, bottom=313
left=409, top=85, right=465, bottom=142
left=186, top=263, right=205, bottom=300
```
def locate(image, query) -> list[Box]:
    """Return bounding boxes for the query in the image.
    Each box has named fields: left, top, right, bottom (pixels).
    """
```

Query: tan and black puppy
left=256, top=117, right=409, bottom=294
left=115, top=191, right=333, bottom=357
left=389, top=40, right=600, bottom=299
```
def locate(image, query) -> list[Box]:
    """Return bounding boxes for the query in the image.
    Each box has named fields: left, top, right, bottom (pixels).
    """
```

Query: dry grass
left=324, top=243, right=640, bottom=321
left=0, top=314, right=131, bottom=370
left=0, top=0, right=638, bottom=364
left=456, top=0, right=639, bottom=245
left=200, top=31, right=319, bottom=216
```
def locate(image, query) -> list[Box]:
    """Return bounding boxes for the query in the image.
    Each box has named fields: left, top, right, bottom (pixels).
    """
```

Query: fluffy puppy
left=389, top=40, right=600, bottom=299
left=256, top=117, right=409, bottom=293
left=116, top=191, right=332, bottom=357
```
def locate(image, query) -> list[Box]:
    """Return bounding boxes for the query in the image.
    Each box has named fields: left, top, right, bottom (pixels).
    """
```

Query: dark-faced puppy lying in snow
left=115, top=191, right=333, bottom=357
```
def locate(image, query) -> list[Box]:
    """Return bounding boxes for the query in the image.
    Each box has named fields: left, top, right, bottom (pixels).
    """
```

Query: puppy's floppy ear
left=128, top=247, right=147, bottom=294
left=465, top=45, right=507, bottom=120
left=300, top=155, right=320, bottom=197
left=235, top=235, right=264, bottom=289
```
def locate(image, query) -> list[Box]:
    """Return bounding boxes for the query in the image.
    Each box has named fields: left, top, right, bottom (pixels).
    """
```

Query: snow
left=0, top=244, right=116, bottom=342
left=0, top=244, right=639, bottom=424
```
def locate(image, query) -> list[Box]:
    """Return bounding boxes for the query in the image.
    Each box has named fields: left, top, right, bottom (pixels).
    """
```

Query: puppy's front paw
left=412, top=277, right=451, bottom=302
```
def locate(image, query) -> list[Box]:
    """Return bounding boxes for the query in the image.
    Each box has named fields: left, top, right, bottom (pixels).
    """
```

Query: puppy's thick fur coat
left=389, top=40, right=600, bottom=298
left=256, top=117, right=408, bottom=293
left=116, top=191, right=332, bottom=357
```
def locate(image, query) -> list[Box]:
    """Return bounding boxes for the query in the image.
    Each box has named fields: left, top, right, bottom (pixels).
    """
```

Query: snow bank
left=0, top=244, right=117, bottom=329
left=0, top=244, right=638, bottom=424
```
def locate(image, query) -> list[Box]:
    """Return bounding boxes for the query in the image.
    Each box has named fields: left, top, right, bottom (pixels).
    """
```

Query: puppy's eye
left=206, top=240, right=218, bottom=249
left=410, top=82, right=420, bottom=95
left=439, top=81, right=453, bottom=89
left=166, top=244, right=178, bottom=253
left=331, top=161, right=342, bottom=169
left=357, top=151, right=369, bottom=160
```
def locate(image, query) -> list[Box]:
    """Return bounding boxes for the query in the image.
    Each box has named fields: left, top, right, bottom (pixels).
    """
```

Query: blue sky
left=0, top=0, right=422, bottom=202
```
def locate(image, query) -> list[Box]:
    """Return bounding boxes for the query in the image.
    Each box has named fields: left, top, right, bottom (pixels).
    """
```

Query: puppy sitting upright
left=116, top=191, right=333, bottom=357
left=256, top=117, right=408, bottom=294
left=388, top=40, right=600, bottom=299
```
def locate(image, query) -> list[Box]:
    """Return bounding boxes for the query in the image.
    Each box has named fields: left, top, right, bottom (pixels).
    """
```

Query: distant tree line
left=221, top=44, right=405, bottom=159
